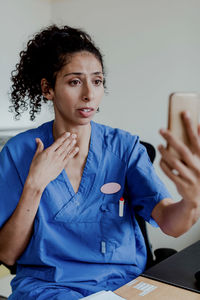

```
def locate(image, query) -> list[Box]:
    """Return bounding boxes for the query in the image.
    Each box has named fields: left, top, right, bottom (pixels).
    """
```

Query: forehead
left=61, top=51, right=103, bottom=74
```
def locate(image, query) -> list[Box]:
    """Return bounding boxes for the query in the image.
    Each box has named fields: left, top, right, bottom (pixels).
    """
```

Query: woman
left=0, top=25, right=199, bottom=300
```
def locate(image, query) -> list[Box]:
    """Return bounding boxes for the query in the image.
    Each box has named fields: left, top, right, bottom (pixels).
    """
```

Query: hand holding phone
left=158, top=94, right=200, bottom=234
left=167, top=93, right=200, bottom=157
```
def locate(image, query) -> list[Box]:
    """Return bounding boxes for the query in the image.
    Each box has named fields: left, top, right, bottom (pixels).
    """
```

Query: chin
left=74, top=118, right=92, bottom=126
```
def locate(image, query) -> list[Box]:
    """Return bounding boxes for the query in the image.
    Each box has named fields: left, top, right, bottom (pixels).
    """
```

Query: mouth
left=78, top=107, right=94, bottom=112
left=77, top=107, right=95, bottom=118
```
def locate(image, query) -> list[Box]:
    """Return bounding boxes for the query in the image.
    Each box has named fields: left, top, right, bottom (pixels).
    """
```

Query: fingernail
left=65, top=132, right=70, bottom=137
left=159, top=128, right=165, bottom=134
left=72, top=139, right=76, bottom=145
left=185, top=111, right=190, bottom=118
left=75, top=147, right=79, bottom=152
left=72, top=133, right=77, bottom=138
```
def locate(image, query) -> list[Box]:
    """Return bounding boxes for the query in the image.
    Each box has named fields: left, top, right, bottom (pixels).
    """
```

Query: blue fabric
left=0, top=121, right=171, bottom=299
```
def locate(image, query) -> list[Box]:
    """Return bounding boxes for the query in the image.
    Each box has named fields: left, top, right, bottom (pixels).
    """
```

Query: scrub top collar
left=43, top=120, right=101, bottom=198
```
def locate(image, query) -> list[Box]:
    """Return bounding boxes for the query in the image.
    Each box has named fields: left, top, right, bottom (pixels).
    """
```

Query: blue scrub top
left=0, top=120, right=171, bottom=299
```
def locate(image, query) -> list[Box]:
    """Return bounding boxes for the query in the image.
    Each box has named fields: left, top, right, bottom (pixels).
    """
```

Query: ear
left=41, top=78, right=54, bottom=101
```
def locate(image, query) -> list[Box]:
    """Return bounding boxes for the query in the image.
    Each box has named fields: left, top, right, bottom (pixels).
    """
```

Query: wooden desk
left=114, top=276, right=200, bottom=300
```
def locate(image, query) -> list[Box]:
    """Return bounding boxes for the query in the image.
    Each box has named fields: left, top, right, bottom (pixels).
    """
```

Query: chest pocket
left=100, top=196, right=131, bottom=223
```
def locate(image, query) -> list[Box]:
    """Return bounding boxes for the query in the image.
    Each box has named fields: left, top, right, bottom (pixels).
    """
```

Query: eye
left=69, top=79, right=81, bottom=86
left=94, top=79, right=103, bottom=86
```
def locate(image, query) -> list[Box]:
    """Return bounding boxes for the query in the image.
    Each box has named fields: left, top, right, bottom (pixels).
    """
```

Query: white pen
left=119, top=197, right=124, bottom=217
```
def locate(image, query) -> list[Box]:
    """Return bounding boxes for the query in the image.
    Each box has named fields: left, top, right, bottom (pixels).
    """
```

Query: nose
left=82, top=81, right=94, bottom=102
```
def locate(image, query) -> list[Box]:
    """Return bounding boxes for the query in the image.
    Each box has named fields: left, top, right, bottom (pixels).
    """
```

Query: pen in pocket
left=119, top=197, right=124, bottom=217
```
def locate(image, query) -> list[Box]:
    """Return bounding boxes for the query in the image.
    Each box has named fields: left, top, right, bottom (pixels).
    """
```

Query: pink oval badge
left=100, top=182, right=121, bottom=194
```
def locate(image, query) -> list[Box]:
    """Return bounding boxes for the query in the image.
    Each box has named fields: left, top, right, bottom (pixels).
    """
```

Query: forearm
left=152, top=198, right=200, bottom=238
left=0, top=132, right=78, bottom=266
left=0, top=179, right=44, bottom=266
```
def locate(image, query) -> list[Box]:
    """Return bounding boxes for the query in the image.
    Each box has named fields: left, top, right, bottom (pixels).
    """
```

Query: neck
left=53, top=119, right=91, bottom=155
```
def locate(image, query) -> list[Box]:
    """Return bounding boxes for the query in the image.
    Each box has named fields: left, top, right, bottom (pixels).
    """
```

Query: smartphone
left=167, top=92, right=200, bottom=157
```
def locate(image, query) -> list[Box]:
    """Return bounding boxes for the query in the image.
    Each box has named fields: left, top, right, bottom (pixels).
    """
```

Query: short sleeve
left=125, top=137, right=171, bottom=226
left=0, top=145, right=23, bottom=228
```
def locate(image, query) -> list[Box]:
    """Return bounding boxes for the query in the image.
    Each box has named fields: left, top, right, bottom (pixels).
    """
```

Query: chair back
left=135, top=141, right=156, bottom=268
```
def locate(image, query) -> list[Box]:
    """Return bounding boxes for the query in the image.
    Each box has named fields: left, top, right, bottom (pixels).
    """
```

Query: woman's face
left=49, top=51, right=104, bottom=127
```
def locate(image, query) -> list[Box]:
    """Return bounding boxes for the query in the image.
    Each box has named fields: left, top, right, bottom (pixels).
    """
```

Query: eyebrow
left=63, top=72, right=103, bottom=77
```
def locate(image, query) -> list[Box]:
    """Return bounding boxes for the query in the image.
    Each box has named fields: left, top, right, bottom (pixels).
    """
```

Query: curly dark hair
left=9, top=25, right=106, bottom=121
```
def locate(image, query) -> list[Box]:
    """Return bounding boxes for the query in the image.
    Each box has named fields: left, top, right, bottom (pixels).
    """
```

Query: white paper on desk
left=80, top=290, right=126, bottom=299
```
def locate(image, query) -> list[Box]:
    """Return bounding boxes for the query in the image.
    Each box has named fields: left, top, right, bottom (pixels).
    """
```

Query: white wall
left=50, top=0, right=200, bottom=252
left=0, top=0, right=53, bottom=130
left=0, top=0, right=200, bottom=251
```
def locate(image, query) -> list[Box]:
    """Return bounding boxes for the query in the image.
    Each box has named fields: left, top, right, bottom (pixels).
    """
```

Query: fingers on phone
left=160, top=130, right=200, bottom=170
left=159, top=147, right=196, bottom=184
left=182, top=112, right=200, bottom=153
left=159, top=140, right=200, bottom=184
left=159, top=159, right=186, bottom=187
left=160, top=130, right=189, bottom=157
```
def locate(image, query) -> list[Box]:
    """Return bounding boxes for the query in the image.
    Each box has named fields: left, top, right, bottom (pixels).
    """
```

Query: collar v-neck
left=46, top=120, right=99, bottom=197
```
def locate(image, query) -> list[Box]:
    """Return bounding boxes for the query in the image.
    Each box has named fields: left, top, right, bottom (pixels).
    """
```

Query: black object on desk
left=142, top=240, right=200, bottom=294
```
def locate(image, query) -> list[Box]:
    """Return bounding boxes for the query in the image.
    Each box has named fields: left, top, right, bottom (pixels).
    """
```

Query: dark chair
left=138, top=141, right=177, bottom=269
